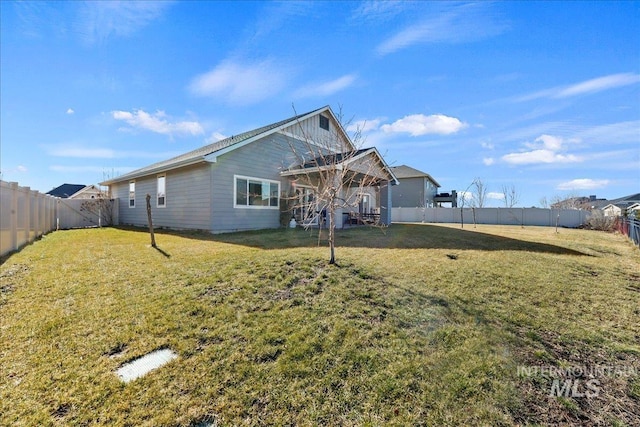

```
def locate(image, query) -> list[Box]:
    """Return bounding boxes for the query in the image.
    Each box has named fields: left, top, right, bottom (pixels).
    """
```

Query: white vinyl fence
left=392, top=207, right=589, bottom=228
left=0, top=180, right=118, bottom=257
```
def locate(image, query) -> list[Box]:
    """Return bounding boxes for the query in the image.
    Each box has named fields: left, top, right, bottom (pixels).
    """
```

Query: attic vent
left=319, top=115, right=329, bottom=131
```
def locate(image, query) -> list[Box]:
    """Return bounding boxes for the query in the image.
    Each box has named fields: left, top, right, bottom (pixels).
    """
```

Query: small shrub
left=585, top=210, right=616, bottom=231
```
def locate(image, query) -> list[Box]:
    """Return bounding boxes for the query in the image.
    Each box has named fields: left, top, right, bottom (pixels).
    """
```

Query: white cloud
left=205, top=132, right=227, bottom=144
left=502, top=134, right=582, bottom=165
left=50, top=146, right=116, bottom=158
left=294, top=74, right=357, bottom=98
left=458, top=191, right=473, bottom=201
left=3, top=165, right=29, bottom=174
left=75, top=1, right=172, bottom=45
left=487, top=192, right=504, bottom=200
left=381, top=114, right=467, bottom=136
left=351, top=1, right=408, bottom=22
left=253, top=1, right=314, bottom=39
left=50, top=165, right=136, bottom=174
left=111, top=109, right=204, bottom=137
left=556, top=73, right=640, bottom=98
left=502, top=150, right=581, bottom=165
left=524, top=134, right=564, bottom=151
left=189, top=59, right=288, bottom=105
left=346, top=118, right=383, bottom=133
left=557, top=179, right=610, bottom=191
left=516, top=73, right=640, bottom=102
left=376, top=3, right=507, bottom=55
left=482, top=157, right=495, bottom=166
left=66, top=108, right=75, bottom=115
left=43, top=144, right=184, bottom=160
left=575, top=120, right=640, bottom=145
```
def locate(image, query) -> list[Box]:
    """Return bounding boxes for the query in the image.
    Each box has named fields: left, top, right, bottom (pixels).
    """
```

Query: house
left=389, top=165, right=441, bottom=208
left=551, top=194, right=608, bottom=210
left=46, top=184, right=103, bottom=199
left=602, top=193, right=640, bottom=218
left=100, top=106, right=397, bottom=233
left=602, top=203, right=640, bottom=218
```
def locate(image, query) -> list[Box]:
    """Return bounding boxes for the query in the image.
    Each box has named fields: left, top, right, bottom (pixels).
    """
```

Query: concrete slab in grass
left=116, top=348, right=178, bottom=383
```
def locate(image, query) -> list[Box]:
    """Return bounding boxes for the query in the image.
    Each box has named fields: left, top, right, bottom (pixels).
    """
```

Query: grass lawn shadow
left=130, top=223, right=591, bottom=256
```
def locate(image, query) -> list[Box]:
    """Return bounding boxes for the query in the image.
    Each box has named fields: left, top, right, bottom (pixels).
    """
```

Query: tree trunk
left=146, top=194, right=156, bottom=248
left=328, top=204, right=335, bottom=264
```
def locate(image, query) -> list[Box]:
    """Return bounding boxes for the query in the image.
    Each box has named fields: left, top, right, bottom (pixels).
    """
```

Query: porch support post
left=379, top=180, right=392, bottom=225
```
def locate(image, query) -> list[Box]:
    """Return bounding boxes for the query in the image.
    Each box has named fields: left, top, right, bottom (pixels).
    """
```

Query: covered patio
left=280, top=147, right=398, bottom=228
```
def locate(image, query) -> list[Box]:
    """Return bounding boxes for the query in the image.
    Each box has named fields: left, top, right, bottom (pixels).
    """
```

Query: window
left=295, top=187, right=318, bottom=225
left=319, top=115, right=329, bottom=131
left=234, top=175, right=279, bottom=209
left=157, top=175, right=166, bottom=207
left=129, top=181, right=135, bottom=208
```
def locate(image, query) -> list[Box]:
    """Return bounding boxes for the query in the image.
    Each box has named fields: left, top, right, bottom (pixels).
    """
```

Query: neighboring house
left=603, top=201, right=640, bottom=218
left=551, top=194, right=608, bottom=210
left=47, top=184, right=103, bottom=199
left=390, top=165, right=441, bottom=208
left=100, top=106, right=397, bottom=233
left=552, top=193, right=640, bottom=216
left=603, top=193, right=640, bottom=217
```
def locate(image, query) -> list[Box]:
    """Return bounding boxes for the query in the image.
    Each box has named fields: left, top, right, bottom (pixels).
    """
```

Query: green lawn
left=1, top=224, right=638, bottom=426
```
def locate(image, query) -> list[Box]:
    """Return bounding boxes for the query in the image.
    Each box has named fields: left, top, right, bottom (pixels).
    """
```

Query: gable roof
left=609, top=193, right=640, bottom=204
left=46, top=184, right=87, bottom=198
left=101, top=106, right=343, bottom=185
left=298, top=148, right=371, bottom=169
left=603, top=201, right=640, bottom=210
left=281, top=147, right=399, bottom=185
left=390, top=165, right=440, bottom=187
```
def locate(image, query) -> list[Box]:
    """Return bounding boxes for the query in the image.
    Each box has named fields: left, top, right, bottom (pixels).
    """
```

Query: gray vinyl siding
left=114, top=163, right=212, bottom=230
left=281, top=114, right=348, bottom=152
left=392, top=177, right=424, bottom=207
left=210, top=133, right=298, bottom=232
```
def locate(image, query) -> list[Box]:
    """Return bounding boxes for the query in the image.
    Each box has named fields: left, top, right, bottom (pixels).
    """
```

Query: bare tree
left=550, top=192, right=583, bottom=209
left=282, top=107, right=393, bottom=264
left=458, top=178, right=480, bottom=229
left=471, top=177, right=488, bottom=208
left=501, top=184, right=520, bottom=208
left=539, top=196, right=549, bottom=209
left=79, top=191, right=114, bottom=226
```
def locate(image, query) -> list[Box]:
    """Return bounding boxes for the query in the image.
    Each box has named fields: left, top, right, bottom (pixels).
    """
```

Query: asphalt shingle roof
left=390, top=165, right=440, bottom=187
left=46, top=184, right=86, bottom=198
left=101, top=106, right=328, bottom=184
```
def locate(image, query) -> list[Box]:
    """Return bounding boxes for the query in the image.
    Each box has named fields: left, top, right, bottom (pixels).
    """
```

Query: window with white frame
left=129, top=181, right=135, bottom=208
left=157, top=174, right=166, bottom=207
left=234, top=175, right=279, bottom=209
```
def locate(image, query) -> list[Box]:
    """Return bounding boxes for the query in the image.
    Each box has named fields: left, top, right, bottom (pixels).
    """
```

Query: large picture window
left=234, top=175, right=279, bottom=209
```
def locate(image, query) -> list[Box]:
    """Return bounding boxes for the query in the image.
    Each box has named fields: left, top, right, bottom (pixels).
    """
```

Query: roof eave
left=99, top=157, right=207, bottom=186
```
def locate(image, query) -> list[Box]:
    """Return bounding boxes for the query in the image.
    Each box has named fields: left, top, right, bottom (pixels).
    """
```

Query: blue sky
left=1, top=1, right=638, bottom=206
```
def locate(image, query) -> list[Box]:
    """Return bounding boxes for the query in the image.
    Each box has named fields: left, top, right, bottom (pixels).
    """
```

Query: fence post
left=23, top=186, right=31, bottom=244
left=10, top=182, right=18, bottom=251
left=35, top=191, right=41, bottom=237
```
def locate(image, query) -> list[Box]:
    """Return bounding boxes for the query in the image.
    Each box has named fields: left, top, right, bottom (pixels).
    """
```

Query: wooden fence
left=0, top=180, right=118, bottom=257
left=616, top=217, right=640, bottom=248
